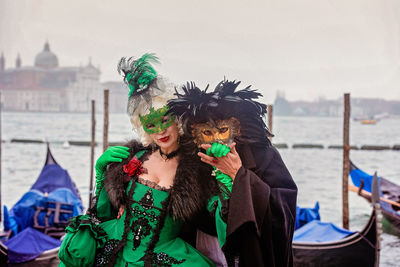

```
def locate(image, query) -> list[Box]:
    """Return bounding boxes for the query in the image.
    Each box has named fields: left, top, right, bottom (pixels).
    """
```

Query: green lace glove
left=95, top=146, right=130, bottom=180
left=206, top=143, right=232, bottom=199
left=213, top=168, right=232, bottom=199
left=206, top=142, right=230, bottom=158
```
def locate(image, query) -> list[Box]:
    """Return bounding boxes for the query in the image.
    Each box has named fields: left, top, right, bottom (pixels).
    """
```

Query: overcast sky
left=1, top=0, right=399, bottom=102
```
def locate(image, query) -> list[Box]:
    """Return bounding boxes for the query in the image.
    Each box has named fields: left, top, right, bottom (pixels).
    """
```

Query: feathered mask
left=168, top=79, right=273, bottom=145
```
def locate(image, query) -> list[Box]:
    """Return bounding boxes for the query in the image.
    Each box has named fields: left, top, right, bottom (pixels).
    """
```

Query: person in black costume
left=168, top=80, right=298, bottom=267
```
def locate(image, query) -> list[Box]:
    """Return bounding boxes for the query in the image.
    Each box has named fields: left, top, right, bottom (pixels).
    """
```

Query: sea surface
left=2, top=112, right=400, bottom=266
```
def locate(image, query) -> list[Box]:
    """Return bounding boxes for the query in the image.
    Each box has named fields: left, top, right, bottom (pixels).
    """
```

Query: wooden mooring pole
left=103, top=89, right=109, bottom=152
left=267, top=105, right=273, bottom=141
left=89, top=100, right=96, bottom=209
left=342, top=93, right=350, bottom=229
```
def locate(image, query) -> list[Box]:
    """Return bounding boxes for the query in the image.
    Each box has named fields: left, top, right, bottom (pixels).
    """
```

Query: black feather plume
left=168, top=78, right=273, bottom=145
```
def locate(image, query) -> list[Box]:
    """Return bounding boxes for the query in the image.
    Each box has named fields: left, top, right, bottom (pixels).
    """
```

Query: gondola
left=0, top=144, right=83, bottom=266
left=349, top=161, right=400, bottom=234
left=293, top=173, right=381, bottom=267
left=295, top=202, right=320, bottom=230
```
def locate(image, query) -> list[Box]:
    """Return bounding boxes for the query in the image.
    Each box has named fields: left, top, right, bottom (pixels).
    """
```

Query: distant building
left=273, top=91, right=400, bottom=117
left=274, top=91, right=292, bottom=116
left=0, top=41, right=104, bottom=112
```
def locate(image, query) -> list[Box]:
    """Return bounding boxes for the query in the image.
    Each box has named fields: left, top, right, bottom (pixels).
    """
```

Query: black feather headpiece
left=168, top=79, right=273, bottom=145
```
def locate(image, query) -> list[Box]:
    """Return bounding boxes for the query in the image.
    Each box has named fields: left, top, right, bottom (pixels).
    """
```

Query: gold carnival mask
left=191, top=117, right=241, bottom=146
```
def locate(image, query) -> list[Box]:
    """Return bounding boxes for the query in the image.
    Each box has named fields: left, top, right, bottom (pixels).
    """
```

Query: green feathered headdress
left=118, top=53, right=173, bottom=117
left=118, top=53, right=159, bottom=97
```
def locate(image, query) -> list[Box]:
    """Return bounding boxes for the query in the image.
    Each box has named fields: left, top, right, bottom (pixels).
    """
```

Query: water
left=2, top=112, right=400, bottom=266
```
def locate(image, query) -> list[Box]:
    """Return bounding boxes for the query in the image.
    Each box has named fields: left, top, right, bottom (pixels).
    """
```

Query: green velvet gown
left=96, top=181, right=214, bottom=266
left=59, top=149, right=227, bottom=267
left=59, top=181, right=228, bottom=267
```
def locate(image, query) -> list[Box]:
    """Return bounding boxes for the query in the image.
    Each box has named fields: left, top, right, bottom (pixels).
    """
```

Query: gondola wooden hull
left=293, top=211, right=378, bottom=267
left=350, top=161, right=400, bottom=234
left=381, top=206, right=400, bottom=235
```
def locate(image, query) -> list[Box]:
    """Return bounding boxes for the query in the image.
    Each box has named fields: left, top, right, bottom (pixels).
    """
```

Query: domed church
left=34, top=41, right=59, bottom=69
left=0, top=41, right=107, bottom=112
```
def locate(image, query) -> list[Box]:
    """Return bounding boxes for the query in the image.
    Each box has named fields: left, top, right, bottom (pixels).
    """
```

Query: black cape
left=223, top=143, right=297, bottom=267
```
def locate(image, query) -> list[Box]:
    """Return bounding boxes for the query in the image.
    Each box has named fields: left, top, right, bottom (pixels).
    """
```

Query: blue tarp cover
left=31, top=163, right=80, bottom=198
left=4, top=188, right=83, bottom=234
left=4, top=227, right=61, bottom=263
left=350, top=168, right=376, bottom=193
left=295, top=202, right=320, bottom=230
left=293, top=220, right=355, bottom=243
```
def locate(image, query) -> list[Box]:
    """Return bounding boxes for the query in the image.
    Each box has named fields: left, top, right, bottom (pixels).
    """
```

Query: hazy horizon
left=1, top=0, right=400, bottom=103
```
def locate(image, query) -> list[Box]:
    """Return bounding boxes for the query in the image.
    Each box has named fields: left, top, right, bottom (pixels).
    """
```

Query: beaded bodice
left=96, top=180, right=186, bottom=266
left=130, top=181, right=178, bottom=247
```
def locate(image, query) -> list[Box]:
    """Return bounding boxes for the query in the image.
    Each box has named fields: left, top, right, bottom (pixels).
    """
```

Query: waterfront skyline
left=1, top=0, right=400, bottom=102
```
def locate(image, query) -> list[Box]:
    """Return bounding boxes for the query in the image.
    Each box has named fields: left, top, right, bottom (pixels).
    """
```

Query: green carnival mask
left=139, top=106, right=176, bottom=134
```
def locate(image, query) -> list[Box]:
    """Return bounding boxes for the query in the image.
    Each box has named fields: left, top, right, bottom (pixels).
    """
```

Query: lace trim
left=151, top=252, right=186, bottom=266
left=137, top=177, right=170, bottom=192
left=95, top=239, right=120, bottom=266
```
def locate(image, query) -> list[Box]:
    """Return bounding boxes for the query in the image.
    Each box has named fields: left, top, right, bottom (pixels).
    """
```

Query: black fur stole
left=104, top=139, right=218, bottom=222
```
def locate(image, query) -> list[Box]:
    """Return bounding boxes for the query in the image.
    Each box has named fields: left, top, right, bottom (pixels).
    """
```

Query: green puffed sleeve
left=207, top=195, right=228, bottom=248
left=58, top=215, right=107, bottom=267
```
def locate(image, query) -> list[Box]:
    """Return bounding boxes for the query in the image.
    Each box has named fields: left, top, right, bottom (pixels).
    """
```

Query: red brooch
left=123, top=156, right=144, bottom=179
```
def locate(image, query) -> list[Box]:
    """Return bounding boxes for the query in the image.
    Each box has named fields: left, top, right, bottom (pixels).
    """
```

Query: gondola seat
left=33, top=201, right=74, bottom=238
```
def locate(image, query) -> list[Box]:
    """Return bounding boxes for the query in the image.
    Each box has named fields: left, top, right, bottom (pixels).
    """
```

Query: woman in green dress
left=58, top=54, right=231, bottom=267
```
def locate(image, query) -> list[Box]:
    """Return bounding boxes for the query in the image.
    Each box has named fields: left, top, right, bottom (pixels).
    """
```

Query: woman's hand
left=198, top=142, right=242, bottom=180
left=117, top=205, right=125, bottom=219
